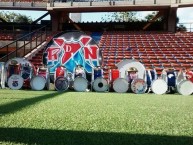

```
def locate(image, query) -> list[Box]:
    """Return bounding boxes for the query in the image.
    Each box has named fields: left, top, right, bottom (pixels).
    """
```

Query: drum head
left=73, top=77, right=88, bottom=92
left=151, top=79, right=168, bottom=95
left=8, top=74, right=24, bottom=90
left=177, top=80, right=193, bottom=96
left=30, top=76, right=46, bottom=91
left=55, top=77, right=69, bottom=91
left=113, top=78, right=128, bottom=93
left=93, top=77, right=108, bottom=92
left=131, top=79, right=147, bottom=94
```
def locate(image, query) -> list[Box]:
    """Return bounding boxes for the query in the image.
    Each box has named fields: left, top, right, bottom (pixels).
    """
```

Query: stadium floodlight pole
left=50, top=0, right=54, bottom=7
left=90, top=0, right=92, bottom=6
left=109, top=0, right=111, bottom=6
left=13, top=0, right=15, bottom=6
left=133, top=0, right=135, bottom=5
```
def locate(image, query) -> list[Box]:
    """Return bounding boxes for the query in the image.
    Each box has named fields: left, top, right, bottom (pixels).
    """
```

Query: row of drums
left=0, top=59, right=50, bottom=90
left=1, top=60, right=193, bottom=95
left=53, top=66, right=193, bottom=95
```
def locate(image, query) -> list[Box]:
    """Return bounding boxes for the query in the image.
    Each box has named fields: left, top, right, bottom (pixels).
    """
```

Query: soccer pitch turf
left=0, top=89, right=193, bottom=145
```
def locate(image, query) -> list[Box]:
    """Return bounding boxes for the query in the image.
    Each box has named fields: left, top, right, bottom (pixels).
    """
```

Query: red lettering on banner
left=46, top=36, right=100, bottom=65
left=46, top=47, right=61, bottom=61
left=84, top=45, right=98, bottom=59
left=62, top=43, right=81, bottom=64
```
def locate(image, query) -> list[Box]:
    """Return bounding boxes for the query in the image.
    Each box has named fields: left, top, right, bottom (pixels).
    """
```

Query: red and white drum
left=151, top=79, right=168, bottom=95
left=73, top=77, right=88, bottom=92
left=55, top=77, right=69, bottom=91
left=93, top=77, right=108, bottom=92
left=7, top=62, right=21, bottom=79
left=131, top=79, right=147, bottom=94
left=55, top=66, right=66, bottom=79
left=8, top=74, right=24, bottom=90
left=113, top=78, right=128, bottom=93
left=30, top=67, right=50, bottom=91
left=110, top=69, right=120, bottom=81
left=177, top=80, right=193, bottom=96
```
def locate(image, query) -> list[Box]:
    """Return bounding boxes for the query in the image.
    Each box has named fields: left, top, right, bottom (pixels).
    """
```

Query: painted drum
left=111, top=69, right=120, bottom=81
left=167, top=71, right=176, bottom=87
left=177, top=80, right=193, bottom=96
left=94, top=68, right=102, bottom=80
left=21, top=65, right=32, bottom=80
left=55, top=77, right=69, bottom=91
left=55, top=66, right=66, bottom=79
left=151, top=79, right=168, bottom=95
left=7, top=63, right=21, bottom=78
left=30, top=76, right=46, bottom=91
left=113, top=78, right=128, bottom=93
left=131, top=79, right=147, bottom=94
left=93, top=77, right=108, bottom=92
left=8, top=74, right=24, bottom=90
left=37, top=67, right=50, bottom=90
left=73, top=77, right=88, bottom=92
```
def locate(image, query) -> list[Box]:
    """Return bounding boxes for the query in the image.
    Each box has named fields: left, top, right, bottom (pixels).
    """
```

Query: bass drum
left=30, top=76, right=46, bottom=91
left=177, top=80, right=193, bottom=96
left=93, top=77, right=108, bottom=92
left=151, top=79, right=168, bottom=95
left=131, top=79, right=147, bottom=94
left=8, top=74, right=24, bottom=90
left=73, top=77, right=88, bottom=92
left=113, top=78, right=128, bottom=93
left=55, top=77, right=69, bottom=91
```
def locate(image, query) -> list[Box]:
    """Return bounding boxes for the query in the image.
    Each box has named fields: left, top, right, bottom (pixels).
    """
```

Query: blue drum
left=94, top=67, right=102, bottom=80
left=146, top=69, right=157, bottom=88
left=167, top=70, right=177, bottom=94
left=167, top=70, right=176, bottom=87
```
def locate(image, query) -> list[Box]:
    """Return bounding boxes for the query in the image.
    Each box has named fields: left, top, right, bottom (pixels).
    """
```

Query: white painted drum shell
left=151, top=79, right=168, bottom=95
left=8, top=74, right=24, bottom=90
left=177, top=80, right=193, bottom=96
left=113, top=78, right=128, bottom=93
left=131, top=79, right=147, bottom=94
left=30, top=76, right=46, bottom=91
left=73, top=77, right=88, bottom=92
left=93, top=77, right=108, bottom=92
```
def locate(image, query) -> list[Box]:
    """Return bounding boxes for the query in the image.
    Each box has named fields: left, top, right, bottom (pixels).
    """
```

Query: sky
left=0, top=7, right=193, bottom=25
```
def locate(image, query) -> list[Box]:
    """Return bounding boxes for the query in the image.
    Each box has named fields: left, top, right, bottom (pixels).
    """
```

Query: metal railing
left=0, top=26, right=47, bottom=62
left=0, top=0, right=193, bottom=7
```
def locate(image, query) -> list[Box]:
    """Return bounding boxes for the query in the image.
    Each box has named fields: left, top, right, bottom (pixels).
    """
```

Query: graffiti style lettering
left=44, top=33, right=102, bottom=74
left=62, top=43, right=81, bottom=64
left=46, top=47, right=61, bottom=61
left=84, top=46, right=98, bottom=60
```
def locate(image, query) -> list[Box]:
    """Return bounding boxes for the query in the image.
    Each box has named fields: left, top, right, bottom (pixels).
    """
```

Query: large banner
left=43, top=31, right=102, bottom=74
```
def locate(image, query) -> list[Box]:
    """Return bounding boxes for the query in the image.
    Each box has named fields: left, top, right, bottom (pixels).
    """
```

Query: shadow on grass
left=0, top=91, right=65, bottom=115
left=0, top=127, right=192, bottom=145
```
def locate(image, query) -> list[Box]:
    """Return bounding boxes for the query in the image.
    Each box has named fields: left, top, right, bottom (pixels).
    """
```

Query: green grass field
left=0, top=89, right=193, bottom=145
